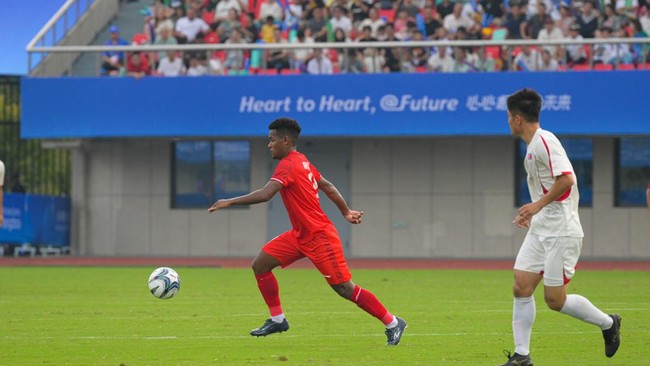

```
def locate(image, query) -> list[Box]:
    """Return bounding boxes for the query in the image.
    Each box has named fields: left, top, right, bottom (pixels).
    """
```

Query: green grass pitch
left=1, top=267, right=648, bottom=365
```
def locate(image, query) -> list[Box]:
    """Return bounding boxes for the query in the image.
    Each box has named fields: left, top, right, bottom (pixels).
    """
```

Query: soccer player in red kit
left=208, top=117, right=407, bottom=345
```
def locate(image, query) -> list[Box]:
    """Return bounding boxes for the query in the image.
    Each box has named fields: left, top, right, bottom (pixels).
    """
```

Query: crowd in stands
left=101, top=0, right=650, bottom=76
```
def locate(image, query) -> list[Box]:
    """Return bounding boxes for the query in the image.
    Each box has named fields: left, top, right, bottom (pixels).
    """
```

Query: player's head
left=268, top=117, right=301, bottom=159
left=506, top=88, right=541, bottom=136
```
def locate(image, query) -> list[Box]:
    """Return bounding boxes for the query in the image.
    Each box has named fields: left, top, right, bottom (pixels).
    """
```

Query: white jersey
left=0, top=160, right=4, bottom=186
left=524, top=128, right=583, bottom=238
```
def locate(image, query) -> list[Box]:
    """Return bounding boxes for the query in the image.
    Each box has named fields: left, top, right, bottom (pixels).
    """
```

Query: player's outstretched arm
left=317, top=177, right=363, bottom=224
left=208, top=180, right=282, bottom=213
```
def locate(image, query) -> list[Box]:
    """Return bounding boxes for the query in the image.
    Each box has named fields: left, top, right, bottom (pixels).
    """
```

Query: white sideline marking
left=2, top=329, right=649, bottom=341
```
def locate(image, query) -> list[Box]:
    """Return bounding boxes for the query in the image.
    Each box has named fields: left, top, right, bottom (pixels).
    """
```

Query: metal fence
left=0, top=76, right=70, bottom=196
left=26, top=37, right=650, bottom=76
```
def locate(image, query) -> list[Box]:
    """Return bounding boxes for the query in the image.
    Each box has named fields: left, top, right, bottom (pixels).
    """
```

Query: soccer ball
left=148, top=267, right=181, bottom=299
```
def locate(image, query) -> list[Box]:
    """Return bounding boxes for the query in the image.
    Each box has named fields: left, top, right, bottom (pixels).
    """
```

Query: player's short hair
left=507, top=88, right=542, bottom=122
left=269, top=117, right=301, bottom=142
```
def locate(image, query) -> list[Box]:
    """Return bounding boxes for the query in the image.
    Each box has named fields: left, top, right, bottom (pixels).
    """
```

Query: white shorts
left=514, top=233, right=583, bottom=287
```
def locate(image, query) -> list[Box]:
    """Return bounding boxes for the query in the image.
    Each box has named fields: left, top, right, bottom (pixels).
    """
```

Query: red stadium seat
left=378, top=9, right=395, bottom=22
left=638, top=63, right=650, bottom=70
left=131, top=33, right=149, bottom=45
left=571, top=64, right=591, bottom=71
left=280, top=69, right=300, bottom=75
left=594, top=63, right=614, bottom=71
left=415, top=66, right=428, bottom=73
left=617, top=63, right=635, bottom=71
left=259, top=68, right=279, bottom=75
left=202, top=10, right=215, bottom=25
left=484, top=46, right=501, bottom=59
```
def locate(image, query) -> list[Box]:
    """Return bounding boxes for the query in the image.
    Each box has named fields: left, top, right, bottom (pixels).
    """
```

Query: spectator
left=157, top=50, right=186, bottom=76
left=451, top=47, right=474, bottom=72
left=471, top=46, right=497, bottom=71
left=224, top=29, right=245, bottom=70
left=538, top=17, right=565, bottom=60
left=284, top=0, right=304, bottom=31
left=259, top=0, right=284, bottom=22
left=410, top=30, right=430, bottom=67
left=146, top=5, right=174, bottom=43
left=175, top=8, right=210, bottom=43
left=307, top=7, right=329, bottom=42
left=169, top=1, right=184, bottom=23
left=641, top=7, right=650, bottom=34
left=101, top=25, right=129, bottom=76
left=565, top=23, right=587, bottom=65
left=422, top=5, right=442, bottom=39
left=631, top=19, right=650, bottom=63
left=356, top=25, right=378, bottom=43
left=306, top=48, right=334, bottom=74
left=215, top=0, right=245, bottom=21
left=394, top=10, right=415, bottom=39
left=482, top=0, right=506, bottom=19
left=290, top=29, right=315, bottom=71
left=514, top=45, right=543, bottom=70
left=358, top=7, right=386, bottom=37
left=350, top=0, right=375, bottom=24
left=523, top=2, right=551, bottom=39
left=261, top=16, right=277, bottom=43
left=615, top=0, right=639, bottom=20
left=576, top=1, right=599, bottom=38
left=217, top=8, right=242, bottom=41
left=126, top=52, right=151, bottom=78
left=267, top=28, right=290, bottom=71
left=437, top=0, right=455, bottom=20
left=396, top=0, right=421, bottom=18
left=187, top=57, right=209, bottom=76
left=427, top=46, right=454, bottom=72
left=241, top=12, right=259, bottom=43
left=303, top=0, right=326, bottom=20
left=381, top=23, right=401, bottom=71
left=593, top=26, right=619, bottom=64
left=154, top=26, right=178, bottom=64
left=602, top=3, right=626, bottom=32
left=539, top=49, right=560, bottom=70
left=505, top=4, right=527, bottom=39
left=362, top=47, right=385, bottom=72
left=444, top=3, right=476, bottom=34
left=209, top=56, right=226, bottom=75
left=330, top=6, right=354, bottom=35
left=557, top=3, right=576, bottom=36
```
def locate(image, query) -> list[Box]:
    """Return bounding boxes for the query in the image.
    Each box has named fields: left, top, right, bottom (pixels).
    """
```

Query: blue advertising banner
left=0, top=193, right=71, bottom=247
left=21, top=72, right=650, bottom=138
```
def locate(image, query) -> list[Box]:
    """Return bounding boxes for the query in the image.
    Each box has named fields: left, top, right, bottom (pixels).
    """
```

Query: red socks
left=255, top=272, right=283, bottom=316
left=350, top=285, right=394, bottom=326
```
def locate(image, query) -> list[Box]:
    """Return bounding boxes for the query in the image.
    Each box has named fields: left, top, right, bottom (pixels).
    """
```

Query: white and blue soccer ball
left=148, top=267, right=181, bottom=299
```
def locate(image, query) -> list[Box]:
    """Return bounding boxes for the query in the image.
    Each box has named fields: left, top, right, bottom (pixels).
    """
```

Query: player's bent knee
left=331, top=281, right=354, bottom=299
left=544, top=295, right=565, bottom=311
left=512, top=282, right=534, bottom=298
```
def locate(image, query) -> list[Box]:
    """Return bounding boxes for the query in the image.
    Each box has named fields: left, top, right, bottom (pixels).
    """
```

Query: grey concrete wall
left=74, top=137, right=650, bottom=259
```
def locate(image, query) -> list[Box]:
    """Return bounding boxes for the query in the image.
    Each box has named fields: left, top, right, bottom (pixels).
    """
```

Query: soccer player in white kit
left=501, top=89, right=621, bottom=366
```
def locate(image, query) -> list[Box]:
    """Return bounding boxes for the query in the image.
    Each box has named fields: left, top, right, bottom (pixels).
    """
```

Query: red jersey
left=271, top=150, right=334, bottom=243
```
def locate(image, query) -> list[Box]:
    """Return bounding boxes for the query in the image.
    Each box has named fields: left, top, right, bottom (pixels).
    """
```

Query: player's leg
left=250, top=231, right=304, bottom=337
left=502, top=233, right=545, bottom=366
left=541, top=237, right=621, bottom=357
left=306, top=231, right=407, bottom=345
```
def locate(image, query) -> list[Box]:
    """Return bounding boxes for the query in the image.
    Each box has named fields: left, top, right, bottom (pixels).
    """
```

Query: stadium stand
left=31, top=0, right=650, bottom=76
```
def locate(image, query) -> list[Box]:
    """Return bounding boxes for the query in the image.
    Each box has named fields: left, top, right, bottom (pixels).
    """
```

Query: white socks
left=271, top=314, right=286, bottom=323
left=513, top=296, right=536, bottom=356
left=560, top=294, right=614, bottom=330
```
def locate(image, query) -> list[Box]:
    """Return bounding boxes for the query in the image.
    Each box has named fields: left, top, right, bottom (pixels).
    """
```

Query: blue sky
left=0, top=0, right=67, bottom=75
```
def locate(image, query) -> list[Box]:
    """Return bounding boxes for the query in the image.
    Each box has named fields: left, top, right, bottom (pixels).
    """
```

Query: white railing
left=26, top=37, right=650, bottom=75
left=26, top=0, right=95, bottom=74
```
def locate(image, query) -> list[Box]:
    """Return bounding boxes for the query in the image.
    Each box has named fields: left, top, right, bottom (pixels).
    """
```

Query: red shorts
left=263, top=229, right=352, bottom=285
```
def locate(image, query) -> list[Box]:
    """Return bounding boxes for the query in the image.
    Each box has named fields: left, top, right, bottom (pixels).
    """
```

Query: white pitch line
left=2, top=329, right=650, bottom=341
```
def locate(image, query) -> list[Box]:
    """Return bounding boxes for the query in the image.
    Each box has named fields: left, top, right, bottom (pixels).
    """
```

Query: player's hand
left=517, top=201, right=542, bottom=220
left=345, top=210, right=364, bottom=224
left=512, top=213, right=530, bottom=228
left=0, top=215, right=3, bottom=227
left=208, top=200, right=231, bottom=213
